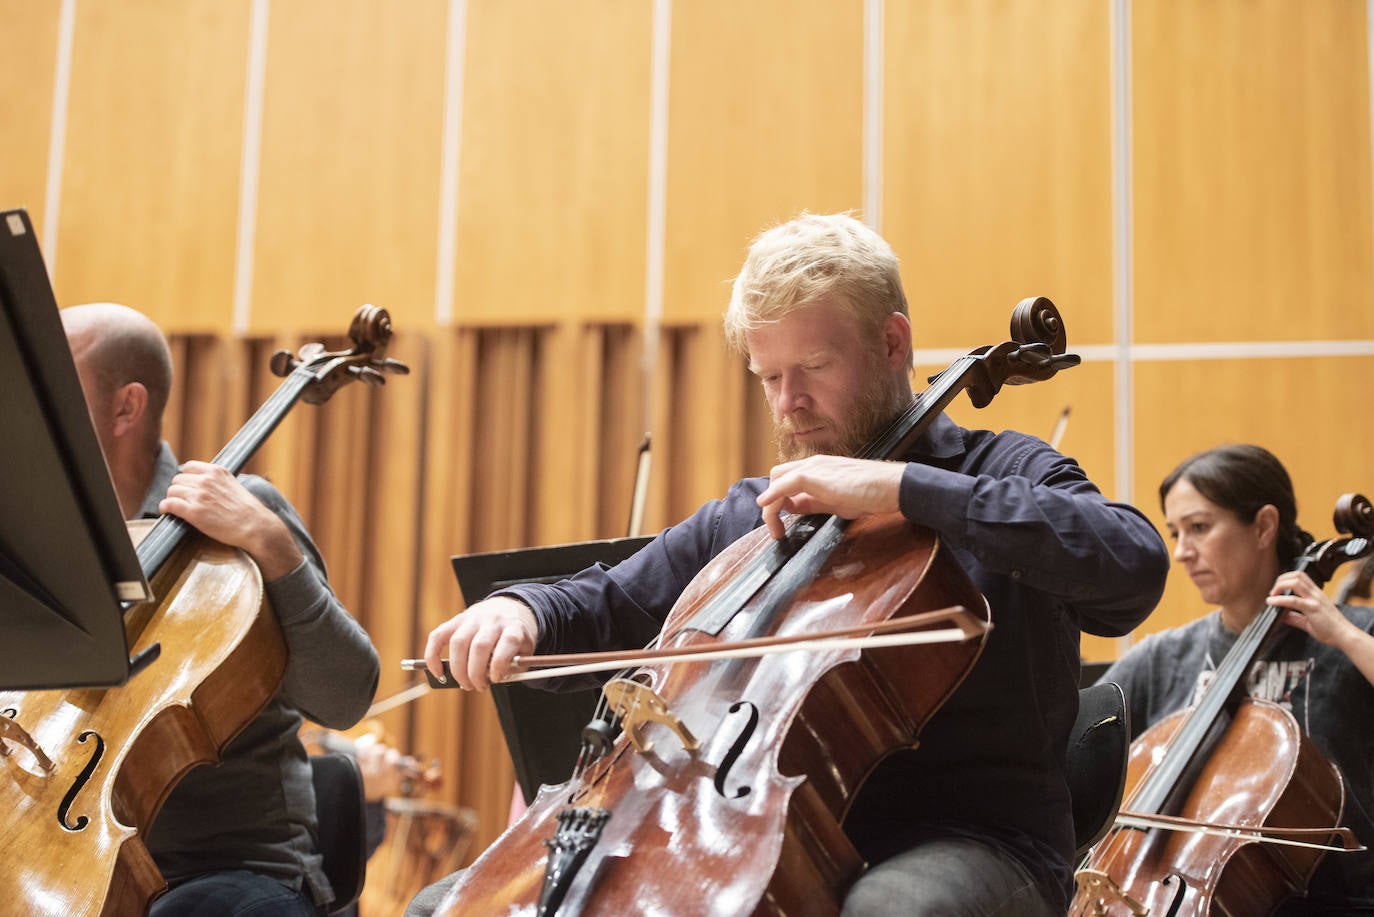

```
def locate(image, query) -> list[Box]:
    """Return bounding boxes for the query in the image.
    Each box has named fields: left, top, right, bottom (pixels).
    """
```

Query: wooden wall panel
left=0, top=2, right=60, bottom=238
left=1134, top=0, right=1374, bottom=343
left=252, top=0, right=447, bottom=334
left=533, top=323, right=602, bottom=545
left=883, top=0, right=1115, bottom=347
left=55, top=0, right=249, bottom=330
left=352, top=333, right=429, bottom=732
left=1133, top=354, right=1374, bottom=638
left=452, top=0, right=652, bottom=325
left=597, top=325, right=649, bottom=537
left=663, top=0, right=864, bottom=324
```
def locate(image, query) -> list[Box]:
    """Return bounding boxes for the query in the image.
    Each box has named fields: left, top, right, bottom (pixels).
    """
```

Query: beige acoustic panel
left=452, top=0, right=652, bottom=325
left=662, top=0, right=864, bottom=324
left=1134, top=0, right=1374, bottom=343
left=54, top=1, right=249, bottom=330
left=1132, top=354, right=1374, bottom=640
left=0, top=2, right=60, bottom=235
left=883, top=0, right=1115, bottom=347
left=252, top=0, right=447, bottom=335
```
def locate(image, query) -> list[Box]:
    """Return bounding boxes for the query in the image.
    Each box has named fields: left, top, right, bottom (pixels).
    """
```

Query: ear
left=1253, top=503, right=1280, bottom=550
left=882, top=312, right=912, bottom=371
left=109, top=382, right=149, bottom=440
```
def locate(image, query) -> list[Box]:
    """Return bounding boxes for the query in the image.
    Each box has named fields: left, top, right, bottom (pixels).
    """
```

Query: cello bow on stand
left=1072, top=493, right=1374, bottom=917
left=0, top=306, right=406, bottom=917
left=409, top=297, right=1080, bottom=917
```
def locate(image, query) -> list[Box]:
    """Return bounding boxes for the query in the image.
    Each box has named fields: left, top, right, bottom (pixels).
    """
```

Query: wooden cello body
left=1, top=532, right=282, bottom=917
left=0, top=307, right=406, bottom=916
left=1074, top=700, right=1343, bottom=917
left=437, top=515, right=989, bottom=916
left=426, top=299, right=1081, bottom=916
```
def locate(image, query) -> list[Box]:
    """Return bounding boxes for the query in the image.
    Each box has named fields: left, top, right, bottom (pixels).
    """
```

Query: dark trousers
left=150, top=870, right=320, bottom=917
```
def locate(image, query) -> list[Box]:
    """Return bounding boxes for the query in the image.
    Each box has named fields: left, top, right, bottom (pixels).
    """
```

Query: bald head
left=62, top=302, right=173, bottom=416
left=61, top=303, right=173, bottom=480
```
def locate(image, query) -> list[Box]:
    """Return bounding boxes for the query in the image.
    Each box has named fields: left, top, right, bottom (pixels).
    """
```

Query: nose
left=1173, top=535, right=1194, bottom=563
left=775, top=369, right=811, bottom=416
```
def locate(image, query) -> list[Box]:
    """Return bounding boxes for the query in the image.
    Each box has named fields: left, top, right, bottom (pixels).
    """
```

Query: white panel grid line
left=1111, top=0, right=1134, bottom=510
left=642, top=0, right=671, bottom=434
left=433, top=0, right=468, bottom=326
left=914, top=341, right=1374, bottom=368
left=41, top=0, right=77, bottom=281
left=863, top=0, right=884, bottom=232
left=230, top=0, right=270, bottom=336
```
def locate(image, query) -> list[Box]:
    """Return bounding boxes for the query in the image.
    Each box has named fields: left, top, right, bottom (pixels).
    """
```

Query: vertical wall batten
left=231, top=0, right=269, bottom=336
left=434, top=0, right=468, bottom=326
left=41, top=0, right=76, bottom=278
left=642, top=0, right=672, bottom=434
left=1110, top=0, right=1134, bottom=507
left=863, top=0, right=884, bottom=231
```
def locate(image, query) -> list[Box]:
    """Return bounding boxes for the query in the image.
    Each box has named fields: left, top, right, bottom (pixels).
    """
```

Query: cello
left=1071, top=494, right=1374, bottom=917
left=411, top=298, right=1081, bottom=915
left=0, top=306, right=406, bottom=917
left=1335, top=551, right=1374, bottom=606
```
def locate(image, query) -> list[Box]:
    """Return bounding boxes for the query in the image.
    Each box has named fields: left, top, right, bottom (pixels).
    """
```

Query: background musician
left=61, top=303, right=381, bottom=917
left=1098, top=443, right=1374, bottom=914
left=414, top=213, right=1171, bottom=915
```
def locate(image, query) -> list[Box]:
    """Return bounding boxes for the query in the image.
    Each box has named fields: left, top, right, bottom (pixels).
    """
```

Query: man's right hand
left=423, top=596, right=538, bottom=691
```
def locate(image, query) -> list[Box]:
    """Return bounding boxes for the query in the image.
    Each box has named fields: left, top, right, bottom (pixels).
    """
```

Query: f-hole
left=58, top=730, right=104, bottom=831
left=713, top=701, right=758, bottom=799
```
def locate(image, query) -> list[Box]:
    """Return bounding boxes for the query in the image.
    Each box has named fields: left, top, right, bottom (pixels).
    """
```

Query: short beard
left=774, top=372, right=911, bottom=462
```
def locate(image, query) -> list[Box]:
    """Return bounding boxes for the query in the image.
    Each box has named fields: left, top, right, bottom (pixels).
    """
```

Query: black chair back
left=310, top=752, right=368, bottom=915
left=1067, top=681, right=1130, bottom=858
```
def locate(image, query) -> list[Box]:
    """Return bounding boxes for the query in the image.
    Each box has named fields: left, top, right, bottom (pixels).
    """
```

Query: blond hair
left=723, top=212, right=909, bottom=365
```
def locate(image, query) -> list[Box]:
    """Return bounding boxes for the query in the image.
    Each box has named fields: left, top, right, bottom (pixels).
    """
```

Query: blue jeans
left=150, top=870, right=321, bottom=917
left=842, top=832, right=1062, bottom=917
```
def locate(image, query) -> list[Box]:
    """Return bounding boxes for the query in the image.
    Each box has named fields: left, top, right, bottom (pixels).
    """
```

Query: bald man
left=62, top=303, right=380, bottom=917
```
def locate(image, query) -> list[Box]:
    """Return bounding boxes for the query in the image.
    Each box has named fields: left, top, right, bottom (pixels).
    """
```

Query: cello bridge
left=0, top=715, right=55, bottom=775
left=1074, top=868, right=1149, bottom=915
left=601, top=678, right=698, bottom=755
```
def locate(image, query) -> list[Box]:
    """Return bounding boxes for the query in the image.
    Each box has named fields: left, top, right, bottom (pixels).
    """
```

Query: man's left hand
left=756, top=455, right=904, bottom=539
left=159, top=460, right=304, bottom=581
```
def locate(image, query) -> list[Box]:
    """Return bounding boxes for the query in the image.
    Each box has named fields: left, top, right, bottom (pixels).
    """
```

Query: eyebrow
left=748, top=348, right=834, bottom=375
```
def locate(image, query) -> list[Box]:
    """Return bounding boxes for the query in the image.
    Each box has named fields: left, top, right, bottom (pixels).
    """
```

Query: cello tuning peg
left=269, top=349, right=299, bottom=378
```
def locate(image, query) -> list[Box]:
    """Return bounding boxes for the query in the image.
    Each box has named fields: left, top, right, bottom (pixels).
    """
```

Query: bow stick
left=403, top=605, right=989, bottom=687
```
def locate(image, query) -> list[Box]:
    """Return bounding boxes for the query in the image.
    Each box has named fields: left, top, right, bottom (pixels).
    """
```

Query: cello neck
left=1335, top=553, right=1374, bottom=604
left=131, top=305, right=408, bottom=581
left=132, top=363, right=323, bottom=579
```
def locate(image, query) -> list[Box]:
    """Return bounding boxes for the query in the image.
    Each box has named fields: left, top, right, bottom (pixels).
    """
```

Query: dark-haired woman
left=1098, top=443, right=1374, bottom=914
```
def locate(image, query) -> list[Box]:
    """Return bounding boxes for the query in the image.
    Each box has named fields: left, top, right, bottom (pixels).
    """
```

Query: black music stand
left=452, top=536, right=653, bottom=804
left=0, top=207, right=150, bottom=690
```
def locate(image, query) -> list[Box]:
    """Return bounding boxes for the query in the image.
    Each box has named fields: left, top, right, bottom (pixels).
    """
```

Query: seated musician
left=412, top=212, right=1171, bottom=916
left=61, top=303, right=381, bottom=917
left=1097, top=443, right=1374, bottom=914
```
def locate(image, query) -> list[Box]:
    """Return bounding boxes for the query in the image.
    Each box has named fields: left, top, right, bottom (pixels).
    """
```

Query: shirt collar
left=910, top=412, right=966, bottom=461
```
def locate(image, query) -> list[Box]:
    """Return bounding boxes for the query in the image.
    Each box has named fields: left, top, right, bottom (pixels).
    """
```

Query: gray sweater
left=140, top=443, right=380, bottom=906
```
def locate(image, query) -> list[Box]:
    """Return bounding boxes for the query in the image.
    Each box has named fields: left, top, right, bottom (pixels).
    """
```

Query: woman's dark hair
left=1159, top=444, right=1314, bottom=568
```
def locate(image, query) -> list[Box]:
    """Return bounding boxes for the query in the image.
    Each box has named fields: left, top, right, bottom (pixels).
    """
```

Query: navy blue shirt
left=502, top=414, right=1169, bottom=907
